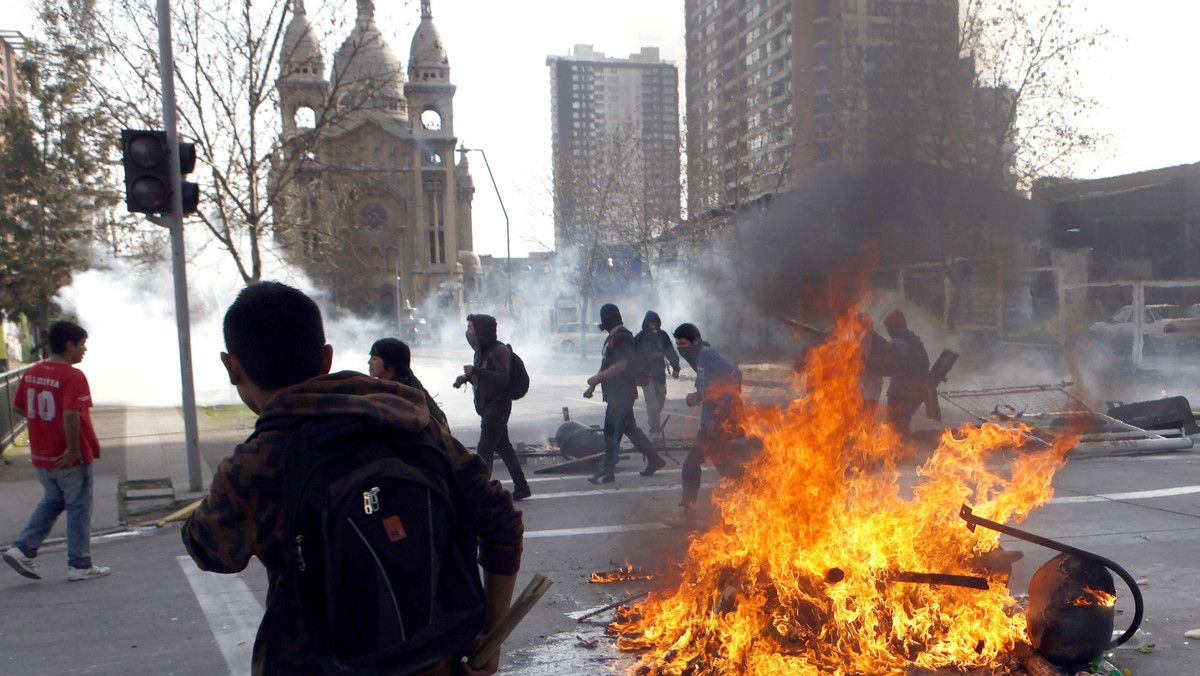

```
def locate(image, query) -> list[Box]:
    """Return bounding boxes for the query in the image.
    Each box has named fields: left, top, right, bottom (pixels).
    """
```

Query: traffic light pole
left=156, top=0, right=203, bottom=492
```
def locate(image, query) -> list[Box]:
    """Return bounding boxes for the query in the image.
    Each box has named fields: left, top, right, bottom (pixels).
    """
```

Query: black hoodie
left=634, top=311, right=681, bottom=381
left=467, top=314, right=511, bottom=413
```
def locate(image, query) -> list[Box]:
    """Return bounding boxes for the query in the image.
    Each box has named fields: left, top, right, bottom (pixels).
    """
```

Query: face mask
left=466, top=331, right=478, bottom=349
left=679, top=345, right=702, bottom=365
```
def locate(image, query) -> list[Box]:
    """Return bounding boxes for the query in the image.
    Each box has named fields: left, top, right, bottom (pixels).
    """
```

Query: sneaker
left=639, top=456, right=667, bottom=476
left=588, top=470, right=615, bottom=484
left=511, top=483, right=532, bottom=501
left=3, top=546, right=41, bottom=580
left=68, top=565, right=111, bottom=582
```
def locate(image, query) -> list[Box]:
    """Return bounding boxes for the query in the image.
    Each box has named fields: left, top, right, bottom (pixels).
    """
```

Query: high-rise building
left=685, top=0, right=1003, bottom=217
left=547, top=45, right=680, bottom=249
left=0, top=30, right=25, bottom=108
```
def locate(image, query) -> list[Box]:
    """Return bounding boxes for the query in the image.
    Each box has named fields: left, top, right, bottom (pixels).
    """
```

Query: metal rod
left=575, top=590, right=649, bottom=623
left=156, top=0, right=202, bottom=491
left=959, top=504, right=1144, bottom=648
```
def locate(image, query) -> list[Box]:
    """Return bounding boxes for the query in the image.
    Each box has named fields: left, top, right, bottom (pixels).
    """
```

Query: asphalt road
left=2, top=345, right=1199, bottom=675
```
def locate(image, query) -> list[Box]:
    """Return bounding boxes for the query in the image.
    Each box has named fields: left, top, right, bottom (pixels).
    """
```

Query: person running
left=5, top=320, right=111, bottom=582
left=669, top=322, right=744, bottom=528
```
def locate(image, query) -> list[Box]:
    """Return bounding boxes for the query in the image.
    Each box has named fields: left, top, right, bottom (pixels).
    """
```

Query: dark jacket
left=181, top=372, right=523, bottom=674
left=467, top=313, right=511, bottom=415
left=886, top=330, right=930, bottom=401
left=392, top=370, right=448, bottom=429
left=600, top=326, right=639, bottom=404
left=634, top=311, right=681, bottom=381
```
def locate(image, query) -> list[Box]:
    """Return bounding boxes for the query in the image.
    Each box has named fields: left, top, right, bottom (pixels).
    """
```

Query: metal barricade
left=1, top=365, right=30, bottom=453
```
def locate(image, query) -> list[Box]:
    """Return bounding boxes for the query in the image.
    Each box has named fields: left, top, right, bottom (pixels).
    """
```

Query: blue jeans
left=13, top=464, right=94, bottom=569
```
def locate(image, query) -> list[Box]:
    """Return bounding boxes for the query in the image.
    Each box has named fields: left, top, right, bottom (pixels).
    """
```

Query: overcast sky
left=8, top=0, right=1200, bottom=258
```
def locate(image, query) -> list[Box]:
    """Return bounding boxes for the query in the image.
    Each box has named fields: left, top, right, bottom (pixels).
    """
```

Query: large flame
left=612, top=310, right=1077, bottom=674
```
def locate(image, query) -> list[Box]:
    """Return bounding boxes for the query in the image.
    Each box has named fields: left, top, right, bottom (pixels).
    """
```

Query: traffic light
left=121, top=129, right=199, bottom=214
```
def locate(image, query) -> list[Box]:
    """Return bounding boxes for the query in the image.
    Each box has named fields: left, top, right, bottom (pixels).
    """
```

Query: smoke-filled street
left=1, top=343, right=1199, bottom=674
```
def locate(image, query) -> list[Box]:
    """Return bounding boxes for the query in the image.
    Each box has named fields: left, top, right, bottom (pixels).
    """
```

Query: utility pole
left=460, top=146, right=512, bottom=313
left=155, top=0, right=202, bottom=491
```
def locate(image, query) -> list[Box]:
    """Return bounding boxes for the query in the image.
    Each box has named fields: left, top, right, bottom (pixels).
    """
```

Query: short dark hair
left=673, top=323, right=701, bottom=344
left=370, top=338, right=411, bottom=374
left=48, top=321, right=87, bottom=354
left=223, top=281, right=326, bottom=390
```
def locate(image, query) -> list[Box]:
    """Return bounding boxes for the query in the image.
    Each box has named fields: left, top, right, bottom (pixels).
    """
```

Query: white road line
left=1050, top=484, right=1200, bottom=504
left=525, top=523, right=669, bottom=539
left=177, top=555, right=262, bottom=676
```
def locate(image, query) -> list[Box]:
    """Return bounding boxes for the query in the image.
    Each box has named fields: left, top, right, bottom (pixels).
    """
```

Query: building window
left=360, top=204, right=386, bottom=231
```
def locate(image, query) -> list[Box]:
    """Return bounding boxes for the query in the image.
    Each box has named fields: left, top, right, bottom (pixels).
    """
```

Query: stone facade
left=272, top=0, right=478, bottom=319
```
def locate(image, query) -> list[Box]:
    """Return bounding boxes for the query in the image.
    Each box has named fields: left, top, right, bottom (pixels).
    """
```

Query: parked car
left=552, top=322, right=607, bottom=356
left=1087, top=304, right=1200, bottom=356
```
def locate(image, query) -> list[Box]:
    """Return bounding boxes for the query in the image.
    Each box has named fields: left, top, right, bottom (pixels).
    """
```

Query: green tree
left=0, top=0, right=115, bottom=332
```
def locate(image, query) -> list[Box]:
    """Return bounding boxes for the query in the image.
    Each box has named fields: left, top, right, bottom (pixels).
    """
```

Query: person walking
left=669, top=322, right=744, bottom=528
left=634, top=311, right=681, bottom=440
left=583, top=303, right=666, bottom=483
left=883, top=309, right=930, bottom=436
left=368, top=337, right=449, bottom=430
left=4, top=320, right=111, bottom=582
left=454, top=314, right=531, bottom=501
left=183, top=282, right=524, bottom=675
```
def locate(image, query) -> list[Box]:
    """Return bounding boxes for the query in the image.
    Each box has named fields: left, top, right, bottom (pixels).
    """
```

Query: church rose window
left=361, top=204, right=386, bottom=231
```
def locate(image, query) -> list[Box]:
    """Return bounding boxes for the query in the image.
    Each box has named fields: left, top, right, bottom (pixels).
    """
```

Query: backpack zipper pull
left=296, top=534, right=306, bottom=571
left=363, top=486, right=380, bottom=514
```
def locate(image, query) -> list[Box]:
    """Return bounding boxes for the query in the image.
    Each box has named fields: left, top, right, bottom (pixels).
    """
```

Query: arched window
left=386, top=247, right=397, bottom=270
left=371, top=248, right=382, bottom=270
left=421, top=109, right=442, bottom=131
left=294, top=106, right=315, bottom=129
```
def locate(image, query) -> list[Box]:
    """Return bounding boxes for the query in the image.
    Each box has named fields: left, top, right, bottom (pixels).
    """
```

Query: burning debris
left=590, top=560, right=658, bottom=584
left=605, top=309, right=1127, bottom=674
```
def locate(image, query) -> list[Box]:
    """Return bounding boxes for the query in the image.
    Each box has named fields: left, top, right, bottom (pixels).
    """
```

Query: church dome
left=332, top=0, right=407, bottom=116
left=409, top=1, right=448, bottom=70
left=282, top=0, right=324, bottom=78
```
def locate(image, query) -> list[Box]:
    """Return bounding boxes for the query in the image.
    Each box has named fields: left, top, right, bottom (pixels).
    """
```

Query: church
left=272, top=0, right=481, bottom=320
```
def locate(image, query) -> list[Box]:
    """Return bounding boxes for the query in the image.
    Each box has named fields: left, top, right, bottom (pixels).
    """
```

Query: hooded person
left=634, top=311, right=682, bottom=440
left=454, top=314, right=531, bottom=500
left=584, top=303, right=666, bottom=483
left=882, top=309, right=929, bottom=435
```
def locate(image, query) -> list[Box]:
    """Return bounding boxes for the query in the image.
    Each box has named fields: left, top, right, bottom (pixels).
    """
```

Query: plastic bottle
left=1087, top=656, right=1125, bottom=676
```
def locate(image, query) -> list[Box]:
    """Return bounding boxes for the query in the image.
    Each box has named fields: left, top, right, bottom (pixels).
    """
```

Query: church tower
left=332, top=0, right=408, bottom=120
left=278, top=0, right=329, bottom=138
left=405, top=0, right=454, bottom=136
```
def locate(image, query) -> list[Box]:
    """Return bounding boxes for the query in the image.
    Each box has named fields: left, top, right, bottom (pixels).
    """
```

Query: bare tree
left=91, top=0, right=417, bottom=284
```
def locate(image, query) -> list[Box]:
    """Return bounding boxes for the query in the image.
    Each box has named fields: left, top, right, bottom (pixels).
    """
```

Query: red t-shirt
left=13, top=361, right=101, bottom=468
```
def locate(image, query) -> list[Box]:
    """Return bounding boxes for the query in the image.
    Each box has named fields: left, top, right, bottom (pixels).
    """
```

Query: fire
left=1073, top=588, right=1118, bottom=608
left=591, top=559, right=656, bottom=584
left=612, top=310, right=1078, bottom=674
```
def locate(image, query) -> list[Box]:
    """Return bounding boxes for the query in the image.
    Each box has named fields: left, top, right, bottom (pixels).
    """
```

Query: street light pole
left=459, top=146, right=512, bottom=313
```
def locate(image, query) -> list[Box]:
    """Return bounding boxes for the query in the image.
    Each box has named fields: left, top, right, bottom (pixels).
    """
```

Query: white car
left=1087, top=304, right=1200, bottom=355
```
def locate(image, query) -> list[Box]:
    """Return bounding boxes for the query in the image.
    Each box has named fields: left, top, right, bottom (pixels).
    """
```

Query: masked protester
left=669, top=322, right=744, bottom=528
left=454, top=314, right=531, bottom=500
left=584, top=304, right=666, bottom=483
left=634, top=311, right=681, bottom=440
left=882, top=310, right=929, bottom=436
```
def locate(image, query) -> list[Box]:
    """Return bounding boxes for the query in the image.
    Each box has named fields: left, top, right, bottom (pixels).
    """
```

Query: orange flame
left=611, top=307, right=1078, bottom=674
left=1073, top=588, right=1118, bottom=608
left=591, top=559, right=656, bottom=584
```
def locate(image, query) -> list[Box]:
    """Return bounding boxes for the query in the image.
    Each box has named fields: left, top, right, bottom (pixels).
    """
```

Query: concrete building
left=0, top=30, right=25, bottom=108
left=684, top=0, right=1007, bottom=217
left=271, top=0, right=481, bottom=319
left=546, top=44, right=680, bottom=249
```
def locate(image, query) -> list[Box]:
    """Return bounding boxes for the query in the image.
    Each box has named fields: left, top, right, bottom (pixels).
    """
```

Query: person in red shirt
left=4, top=320, right=111, bottom=582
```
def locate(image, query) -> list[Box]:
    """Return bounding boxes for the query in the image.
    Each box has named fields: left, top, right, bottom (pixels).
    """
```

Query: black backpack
left=614, top=328, right=652, bottom=387
left=505, top=344, right=530, bottom=400
left=278, top=418, right=486, bottom=674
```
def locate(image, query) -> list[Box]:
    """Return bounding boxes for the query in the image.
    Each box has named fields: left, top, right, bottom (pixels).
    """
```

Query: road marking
left=1050, top=484, right=1200, bottom=504
left=526, top=523, right=670, bottom=539
left=177, top=555, right=261, bottom=676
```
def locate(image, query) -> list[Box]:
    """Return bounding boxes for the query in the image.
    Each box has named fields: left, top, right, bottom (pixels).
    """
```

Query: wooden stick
left=152, top=497, right=204, bottom=527
left=467, top=572, right=554, bottom=670
left=574, top=590, right=650, bottom=623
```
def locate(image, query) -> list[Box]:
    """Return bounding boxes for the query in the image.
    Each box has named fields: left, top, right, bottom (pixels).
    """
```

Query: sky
left=7, top=0, right=1200, bottom=261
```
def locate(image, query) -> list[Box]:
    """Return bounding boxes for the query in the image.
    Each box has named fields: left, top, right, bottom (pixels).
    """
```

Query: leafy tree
left=0, top=0, right=116, bottom=332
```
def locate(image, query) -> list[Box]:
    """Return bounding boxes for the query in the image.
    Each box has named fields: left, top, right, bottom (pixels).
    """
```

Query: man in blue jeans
left=5, top=320, right=110, bottom=581
left=584, top=304, right=665, bottom=483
